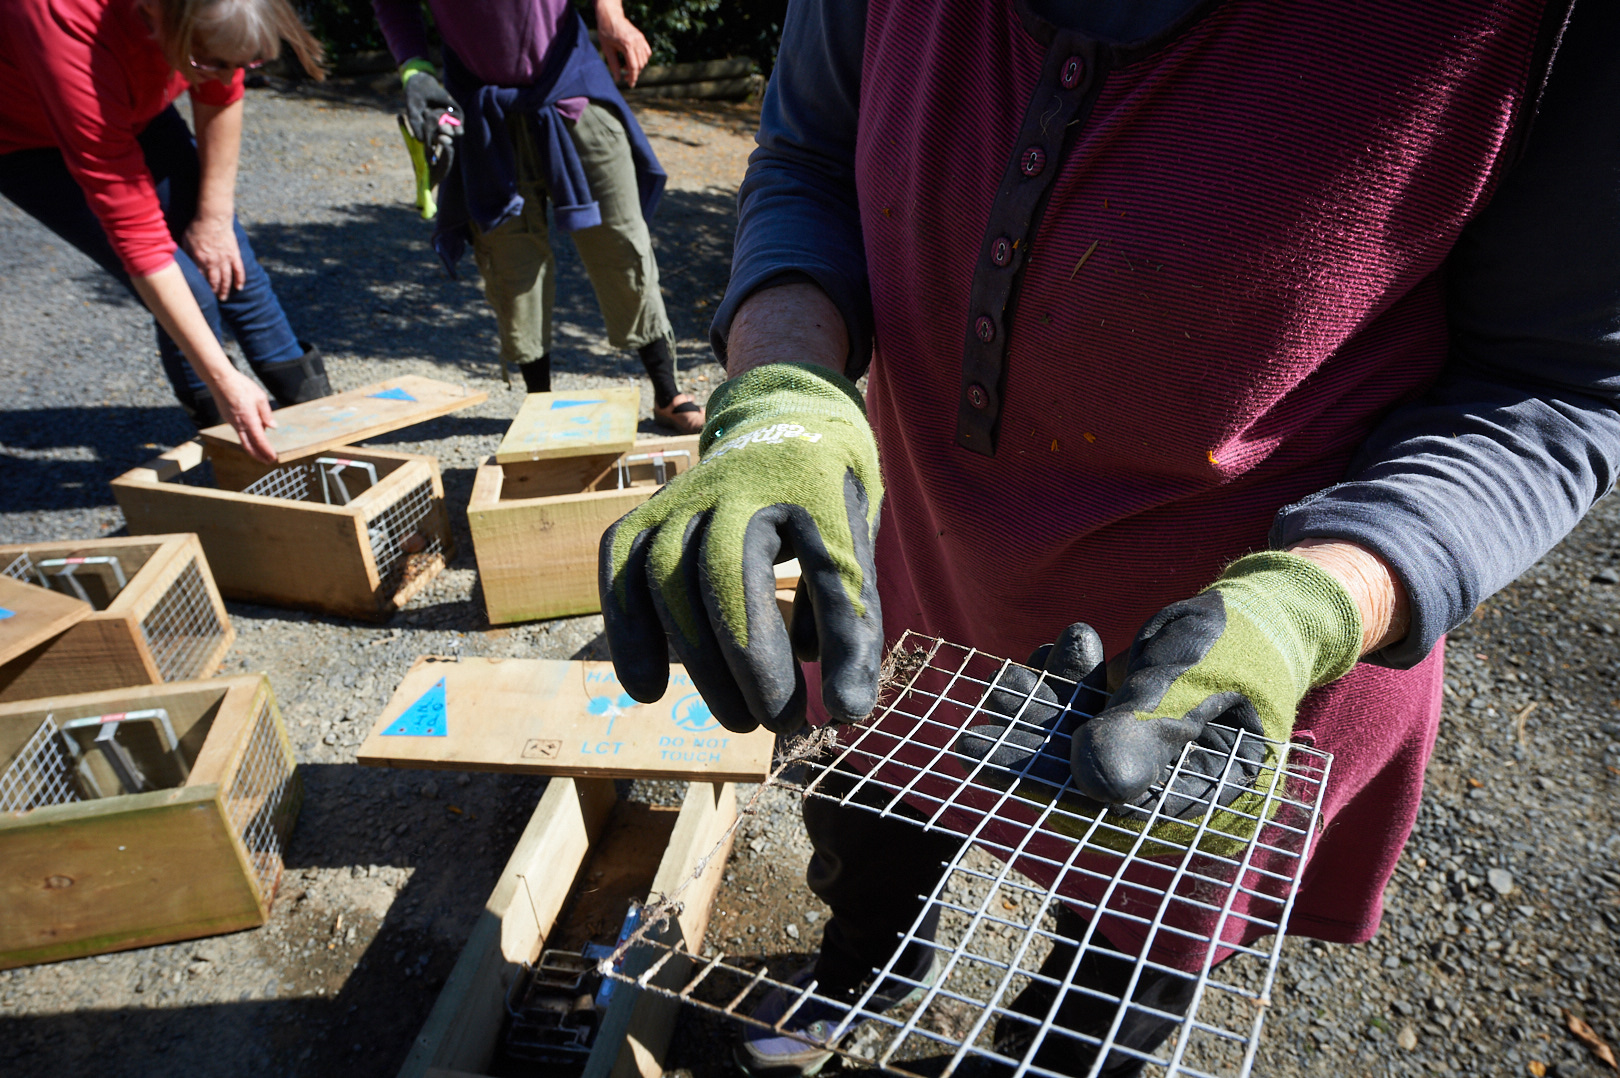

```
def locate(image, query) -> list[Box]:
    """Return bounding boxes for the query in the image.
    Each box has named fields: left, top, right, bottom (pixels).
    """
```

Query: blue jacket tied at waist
left=434, top=9, right=666, bottom=272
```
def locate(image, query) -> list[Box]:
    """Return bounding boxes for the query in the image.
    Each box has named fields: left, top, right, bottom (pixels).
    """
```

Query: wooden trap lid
left=357, top=655, right=773, bottom=782
left=494, top=386, right=640, bottom=465
left=199, top=375, right=488, bottom=463
left=0, top=576, right=92, bottom=667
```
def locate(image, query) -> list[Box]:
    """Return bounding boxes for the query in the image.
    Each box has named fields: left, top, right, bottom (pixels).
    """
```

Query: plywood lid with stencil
left=0, top=576, right=91, bottom=667
left=494, top=386, right=640, bottom=464
left=198, top=375, right=488, bottom=463
left=356, top=655, right=773, bottom=781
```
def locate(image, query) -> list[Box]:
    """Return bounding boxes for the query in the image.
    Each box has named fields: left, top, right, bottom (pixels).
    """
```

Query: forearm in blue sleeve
left=710, top=0, right=874, bottom=377
left=371, top=0, right=431, bottom=65
left=1273, top=0, right=1620, bottom=668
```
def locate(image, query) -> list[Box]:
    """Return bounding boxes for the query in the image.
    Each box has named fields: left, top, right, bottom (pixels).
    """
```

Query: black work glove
left=400, top=64, right=456, bottom=145
left=955, top=623, right=1110, bottom=791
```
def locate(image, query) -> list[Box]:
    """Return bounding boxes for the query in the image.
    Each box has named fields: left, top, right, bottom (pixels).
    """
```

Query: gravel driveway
left=0, top=79, right=1616, bottom=1078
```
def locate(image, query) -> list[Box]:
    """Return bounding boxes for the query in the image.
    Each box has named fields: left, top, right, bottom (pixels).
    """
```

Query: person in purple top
left=372, top=0, right=704, bottom=433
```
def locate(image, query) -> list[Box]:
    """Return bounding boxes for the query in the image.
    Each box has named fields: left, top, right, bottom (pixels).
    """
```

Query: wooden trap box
left=468, top=387, right=699, bottom=623
left=357, top=656, right=774, bottom=783
left=0, top=535, right=233, bottom=704
left=398, top=776, right=736, bottom=1078
left=112, top=375, right=485, bottom=622
left=113, top=442, right=453, bottom=622
left=0, top=675, right=300, bottom=968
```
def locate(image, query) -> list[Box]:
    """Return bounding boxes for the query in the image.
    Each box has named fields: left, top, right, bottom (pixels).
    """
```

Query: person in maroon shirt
left=0, top=0, right=327, bottom=461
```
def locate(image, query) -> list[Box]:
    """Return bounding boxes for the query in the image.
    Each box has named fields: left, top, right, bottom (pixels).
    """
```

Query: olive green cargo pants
left=470, top=104, right=673, bottom=374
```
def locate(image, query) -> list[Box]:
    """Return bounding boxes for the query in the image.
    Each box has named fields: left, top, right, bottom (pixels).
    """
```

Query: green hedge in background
left=299, top=1, right=789, bottom=74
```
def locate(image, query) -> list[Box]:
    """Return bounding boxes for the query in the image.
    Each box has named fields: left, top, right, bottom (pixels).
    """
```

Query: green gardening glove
left=1072, top=551, right=1362, bottom=822
left=598, top=363, right=884, bottom=734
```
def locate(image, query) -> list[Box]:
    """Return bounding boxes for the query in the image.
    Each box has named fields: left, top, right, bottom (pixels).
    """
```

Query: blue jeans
left=0, top=105, right=303, bottom=407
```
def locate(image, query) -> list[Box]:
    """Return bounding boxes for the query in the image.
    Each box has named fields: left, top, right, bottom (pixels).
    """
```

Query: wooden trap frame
left=111, top=376, right=484, bottom=622
left=0, top=675, right=300, bottom=968
left=0, top=535, right=233, bottom=703
left=467, top=387, right=698, bottom=623
left=112, top=441, right=453, bottom=621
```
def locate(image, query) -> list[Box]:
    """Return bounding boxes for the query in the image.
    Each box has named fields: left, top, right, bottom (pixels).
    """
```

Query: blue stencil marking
left=550, top=398, right=605, bottom=409
left=587, top=692, right=636, bottom=716
left=381, top=677, right=447, bottom=737
left=672, top=693, right=718, bottom=732
left=0, top=607, right=13, bottom=621
left=369, top=387, right=418, bottom=402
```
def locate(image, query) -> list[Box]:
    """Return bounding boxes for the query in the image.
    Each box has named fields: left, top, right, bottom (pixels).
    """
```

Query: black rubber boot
left=256, top=342, right=332, bottom=406
left=637, top=336, right=679, bottom=409
left=519, top=354, right=551, bottom=393
left=187, top=388, right=223, bottom=430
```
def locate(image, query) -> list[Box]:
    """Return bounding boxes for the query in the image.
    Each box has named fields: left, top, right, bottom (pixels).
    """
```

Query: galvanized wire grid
left=240, top=462, right=323, bottom=502
left=608, top=633, right=1332, bottom=1078
left=139, top=559, right=226, bottom=681
left=223, top=690, right=296, bottom=901
left=364, top=479, right=441, bottom=595
left=3, top=552, right=36, bottom=582
left=0, top=717, right=81, bottom=814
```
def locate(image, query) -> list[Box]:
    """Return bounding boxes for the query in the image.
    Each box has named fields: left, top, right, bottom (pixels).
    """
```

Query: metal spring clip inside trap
left=35, top=556, right=129, bottom=605
left=56, top=708, right=189, bottom=797
left=315, top=457, right=379, bottom=505
left=503, top=906, right=639, bottom=1064
left=615, top=449, right=689, bottom=490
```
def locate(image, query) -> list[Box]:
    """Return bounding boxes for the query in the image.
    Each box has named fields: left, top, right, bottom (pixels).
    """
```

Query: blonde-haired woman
left=0, top=0, right=327, bottom=461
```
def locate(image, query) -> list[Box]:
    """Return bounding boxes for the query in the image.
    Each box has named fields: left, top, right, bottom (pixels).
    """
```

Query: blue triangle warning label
left=370, top=387, right=418, bottom=402
left=381, top=678, right=447, bottom=737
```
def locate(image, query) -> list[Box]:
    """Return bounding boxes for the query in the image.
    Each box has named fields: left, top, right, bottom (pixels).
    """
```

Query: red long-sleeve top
left=0, top=0, right=243, bottom=276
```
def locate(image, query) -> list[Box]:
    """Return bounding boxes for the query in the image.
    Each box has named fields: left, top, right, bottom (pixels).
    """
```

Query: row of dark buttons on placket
left=965, top=53, right=1086, bottom=414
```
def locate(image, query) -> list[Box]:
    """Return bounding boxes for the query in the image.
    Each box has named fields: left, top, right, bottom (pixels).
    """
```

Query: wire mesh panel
left=138, top=559, right=227, bottom=682
left=223, top=688, right=296, bottom=902
left=0, top=717, right=82, bottom=814
left=606, top=633, right=1332, bottom=1078
left=3, top=553, right=36, bottom=583
left=240, top=463, right=322, bottom=502
left=365, top=479, right=442, bottom=595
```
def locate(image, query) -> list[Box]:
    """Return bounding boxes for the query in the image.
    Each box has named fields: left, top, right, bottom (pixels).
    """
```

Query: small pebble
left=1397, top=1026, right=1419, bottom=1051
left=1487, top=869, right=1516, bottom=897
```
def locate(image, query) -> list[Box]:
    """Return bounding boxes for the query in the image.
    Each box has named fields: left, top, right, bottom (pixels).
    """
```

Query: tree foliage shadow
left=243, top=186, right=738, bottom=381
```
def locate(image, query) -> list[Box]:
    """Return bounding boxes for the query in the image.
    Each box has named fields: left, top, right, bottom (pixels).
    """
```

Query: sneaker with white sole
left=735, top=954, right=942, bottom=1077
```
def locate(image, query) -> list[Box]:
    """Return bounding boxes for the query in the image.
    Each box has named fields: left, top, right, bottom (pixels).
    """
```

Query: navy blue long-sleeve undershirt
left=712, top=0, right=1620, bottom=668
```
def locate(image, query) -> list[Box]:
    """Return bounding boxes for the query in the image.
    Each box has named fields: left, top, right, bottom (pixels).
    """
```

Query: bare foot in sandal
left=654, top=393, right=705, bottom=434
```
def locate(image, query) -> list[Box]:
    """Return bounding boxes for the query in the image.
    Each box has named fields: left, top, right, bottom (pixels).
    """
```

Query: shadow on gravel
left=0, top=763, right=550, bottom=1078
left=0, top=405, right=194, bottom=512
left=232, top=186, right=735, bottom=382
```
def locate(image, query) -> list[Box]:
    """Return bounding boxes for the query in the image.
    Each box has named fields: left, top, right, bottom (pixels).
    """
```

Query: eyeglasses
left=187, top=55, right=269, bottom=75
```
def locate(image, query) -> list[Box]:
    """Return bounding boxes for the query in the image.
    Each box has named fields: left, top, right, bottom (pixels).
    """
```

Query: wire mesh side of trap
left=222, top=688, right=298, bottom=902
left=139, top=558, right=227, bottom=682
left=364, top=478, right=442, bottom=595
left=607, top=633, right=1332, bottom=1078
left=3, top=552, right=36, bottom=583
left=0, top=717, right=82, bottom=814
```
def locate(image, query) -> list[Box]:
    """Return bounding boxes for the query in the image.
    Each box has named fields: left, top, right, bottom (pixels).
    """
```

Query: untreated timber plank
left=0, top=576, right=91, bottom=667
left=495, top=386, right=639, bottom=464
left=197, top=375, right=486, bottom=463
left=357, top=657, right=773, bottom=782
left=397, top=777, right=617, bottom=1078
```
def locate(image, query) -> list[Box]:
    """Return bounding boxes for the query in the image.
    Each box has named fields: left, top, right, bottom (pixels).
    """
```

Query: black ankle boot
left=519, top=354, right=551, bottom=393
left=187, top=388, right=224, bottom=429
left=256, top=342, right=332, bottom=406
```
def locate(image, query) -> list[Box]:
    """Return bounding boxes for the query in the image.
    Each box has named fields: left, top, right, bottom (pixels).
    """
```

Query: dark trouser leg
left=802, top=766, right=958, bottom=996
left=0, top=106, right=303, bottom=412
left=994, top=905, right=1199, bottom=1078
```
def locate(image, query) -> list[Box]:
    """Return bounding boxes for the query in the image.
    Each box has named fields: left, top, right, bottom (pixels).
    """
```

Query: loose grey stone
left=1487, top=869, right=1516, bottom=896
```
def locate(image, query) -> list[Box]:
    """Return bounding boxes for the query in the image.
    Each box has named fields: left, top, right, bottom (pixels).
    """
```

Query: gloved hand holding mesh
left=598, top=363, right=885, bottom=734
left=957, top=552, right=1363, bottom=848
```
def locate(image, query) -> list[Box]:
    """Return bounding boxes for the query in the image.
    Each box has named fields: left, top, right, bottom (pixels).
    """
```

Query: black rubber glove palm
left=402, top=69, right=455, bottom=144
